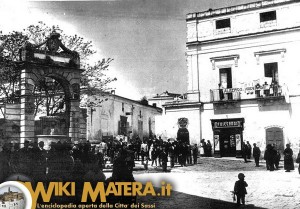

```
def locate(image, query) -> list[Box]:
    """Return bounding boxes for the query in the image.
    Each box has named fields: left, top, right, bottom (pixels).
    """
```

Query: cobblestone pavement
left=127, top=157, right=300, bottom=209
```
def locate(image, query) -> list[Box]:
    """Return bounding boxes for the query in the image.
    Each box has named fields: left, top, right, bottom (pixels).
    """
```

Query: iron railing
left=210, top=86, right=283, bottom=102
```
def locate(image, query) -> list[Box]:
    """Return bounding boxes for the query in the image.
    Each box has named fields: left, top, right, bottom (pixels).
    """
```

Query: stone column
left=69, top=100, right=80, bottom=142
left=20, top=69, right=35, bottom=146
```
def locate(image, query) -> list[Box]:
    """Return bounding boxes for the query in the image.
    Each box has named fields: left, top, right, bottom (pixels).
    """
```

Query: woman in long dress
left=200, top=139, right=206, bottom=157
left=283, top=144, right=294, bottom=172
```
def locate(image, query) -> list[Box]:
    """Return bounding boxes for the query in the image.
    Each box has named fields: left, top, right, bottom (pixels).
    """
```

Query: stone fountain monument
left=19, top=31, right=83, bottom=149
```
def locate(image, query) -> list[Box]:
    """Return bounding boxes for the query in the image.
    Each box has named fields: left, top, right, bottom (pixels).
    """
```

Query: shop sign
left=222, top=86, right=265, bottom=93
left=214, top=121, right=242, bottom=128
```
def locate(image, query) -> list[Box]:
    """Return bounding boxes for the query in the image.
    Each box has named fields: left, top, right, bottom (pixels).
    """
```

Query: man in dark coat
left=252, top=143, right=261, bottom=167
left=246, top=141, right=252, bottom=159
left=242, top=142, right=248, bottom=163
left=192, top=144, right=198, bottom=164
left=273, top=144, right=281, bottom=170
left=206, top=140, right=212, bottom=157
left=283, top=144, right=294, bottom=172
left=264, top=144, right=276, bottom=171
left=160, top=147, right=168, bottom=172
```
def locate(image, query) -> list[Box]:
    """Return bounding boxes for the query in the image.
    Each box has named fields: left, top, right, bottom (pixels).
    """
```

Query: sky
left=0, top=0, right=259, bottom=100
left=0, top=186, right=21, bottom=194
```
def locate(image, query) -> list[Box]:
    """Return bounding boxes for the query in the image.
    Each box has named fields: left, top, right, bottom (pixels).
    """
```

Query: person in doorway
left=234, top=173, right=248, bottom=207
left=283, top=144, right=294, bottom=172
left=252, top=143, right=261, bottom=167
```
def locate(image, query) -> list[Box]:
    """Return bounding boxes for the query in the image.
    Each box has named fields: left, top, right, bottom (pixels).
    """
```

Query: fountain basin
left=36, top=135, right=71, bottom=150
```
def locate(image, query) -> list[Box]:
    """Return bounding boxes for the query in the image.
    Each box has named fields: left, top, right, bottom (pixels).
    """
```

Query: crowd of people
left=241, top=141, right=300, bottom=174
left=0, top=139, right=133, bottom=184
left=0, top=135, right=198, bottom=183
left=128, top=135, right=200, bottom=171
left=1, top=137, right=300, bottom=186
left=200, top=139, right=213, bottom=157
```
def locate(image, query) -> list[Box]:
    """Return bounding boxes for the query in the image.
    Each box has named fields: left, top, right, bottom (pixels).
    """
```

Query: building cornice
left=104, top=93, right=162, bottom=112
left=187, top=0, right=300, bottom=21
left=163, top=101, right=201, bottom=109
left=186, top=26, right=300, bottom=46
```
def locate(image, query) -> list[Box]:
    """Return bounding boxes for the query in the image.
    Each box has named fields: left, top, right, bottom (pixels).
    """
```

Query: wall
left=87, top=94, right=162, bottom=142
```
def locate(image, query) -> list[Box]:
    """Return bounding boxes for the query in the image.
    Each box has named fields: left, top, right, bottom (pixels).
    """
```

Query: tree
left=0, top=21, right=116, bottom=116
left=140, top=96, right=149, bottom=105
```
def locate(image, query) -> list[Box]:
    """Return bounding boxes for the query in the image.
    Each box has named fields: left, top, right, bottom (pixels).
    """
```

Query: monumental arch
left=18, top=31, right=83, bottom=145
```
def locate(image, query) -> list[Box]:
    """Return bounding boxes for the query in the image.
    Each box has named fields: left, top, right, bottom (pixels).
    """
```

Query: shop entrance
left=220, top=129, right=236, bottom=157
left=211, top=118, right=244, bottom=158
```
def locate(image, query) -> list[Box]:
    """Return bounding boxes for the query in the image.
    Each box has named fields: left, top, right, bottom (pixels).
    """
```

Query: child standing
left=234, top=173, right=248, bottom=206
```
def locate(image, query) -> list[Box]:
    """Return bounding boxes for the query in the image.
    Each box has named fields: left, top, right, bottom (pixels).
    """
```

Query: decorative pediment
left=210, top=54, right=239, bottom=70
left=254, top=48, right=286, bottom=65
left=20, top=31, right=80, bottom=69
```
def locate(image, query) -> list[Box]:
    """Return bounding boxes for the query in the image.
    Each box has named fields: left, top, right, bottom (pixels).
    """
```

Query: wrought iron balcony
left=210, top=86, right=284, bottom=102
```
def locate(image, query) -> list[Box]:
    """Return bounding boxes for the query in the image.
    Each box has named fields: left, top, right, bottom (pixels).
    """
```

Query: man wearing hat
left=234, top=173, right=248, bottom=206
left=253, top=143, right=261, bottom=167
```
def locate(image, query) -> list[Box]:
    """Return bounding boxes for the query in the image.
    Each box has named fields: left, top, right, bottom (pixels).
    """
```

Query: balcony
left=260, top=20, right=277, bottom=28
left=210, top=85, right=284, bottom=103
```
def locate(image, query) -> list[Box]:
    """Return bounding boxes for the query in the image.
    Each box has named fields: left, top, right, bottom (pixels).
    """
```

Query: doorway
left=266, top=127, right=284, bottom=153
left=220, top=129, right=236, bottom=157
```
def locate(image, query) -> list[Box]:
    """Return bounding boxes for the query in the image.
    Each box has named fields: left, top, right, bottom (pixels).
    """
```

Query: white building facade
left=87, top=93, right=162, bottom=143
left=162, top=0, right=300, bottom=157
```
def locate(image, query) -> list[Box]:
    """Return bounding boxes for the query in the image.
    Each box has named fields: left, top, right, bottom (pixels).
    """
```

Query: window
left=260, top=11, right=276, bottom=22
left=264, top=62, right=278, bottom=82
left=216, top=18, right=231, bottom=29
left=219, top=68, right=232, bottom=100
left=118, top=116, right=127, bottom=135
left=219, top=68, right=232, bottom=89
left=122, top=103, right=124, bottom=112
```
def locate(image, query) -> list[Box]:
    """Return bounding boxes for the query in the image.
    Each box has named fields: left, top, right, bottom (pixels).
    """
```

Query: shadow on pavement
left=137, top=189, right=267, bottom=209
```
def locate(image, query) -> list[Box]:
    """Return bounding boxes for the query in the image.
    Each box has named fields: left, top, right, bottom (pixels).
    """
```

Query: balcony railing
left=210, top=86, right=283, bottom=102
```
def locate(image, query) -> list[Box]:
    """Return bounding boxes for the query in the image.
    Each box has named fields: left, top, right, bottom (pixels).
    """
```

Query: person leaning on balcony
left=218, top=83, right=224, bottom=100
left=255, top=83, right=261, bottom=97
left=263, top=82, right=270, bottom=97
left=273, top=81, right=279, bottom=96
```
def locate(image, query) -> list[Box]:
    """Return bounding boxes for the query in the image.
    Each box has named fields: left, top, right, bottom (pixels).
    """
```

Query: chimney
left=152, top=103, right=157, bottom=107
